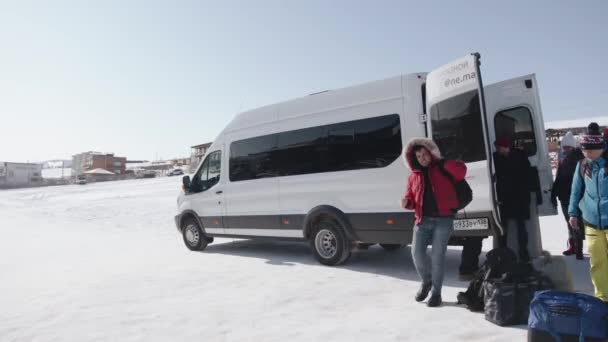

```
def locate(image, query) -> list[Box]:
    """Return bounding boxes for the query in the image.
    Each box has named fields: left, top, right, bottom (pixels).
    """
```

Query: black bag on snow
left=484, top=263, right=554, bottom=327
left=457, top=247, right=519, bottom=311
left=457, top=247, right=554, bottom=324
left=484, top=279, right=518, bottom=326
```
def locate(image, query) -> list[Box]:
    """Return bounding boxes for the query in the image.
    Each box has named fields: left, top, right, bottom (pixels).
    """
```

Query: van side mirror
left=182, top=175, right=191, bottom=192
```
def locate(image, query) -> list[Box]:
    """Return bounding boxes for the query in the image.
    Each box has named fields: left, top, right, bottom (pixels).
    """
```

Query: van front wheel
left=182, top=219, right=209, bottom=251
left=311, top=220, right=351, bottom=266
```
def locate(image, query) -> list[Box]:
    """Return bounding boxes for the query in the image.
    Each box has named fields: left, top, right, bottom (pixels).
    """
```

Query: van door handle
left=215, top=190, right=223, bottom=195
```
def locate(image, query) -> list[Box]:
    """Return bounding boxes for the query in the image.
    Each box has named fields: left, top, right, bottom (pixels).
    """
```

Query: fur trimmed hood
left=403, top=137, right=442, bottom=170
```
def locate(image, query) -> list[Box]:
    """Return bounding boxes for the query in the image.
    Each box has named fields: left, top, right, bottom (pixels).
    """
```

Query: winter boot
left=575, top=239, right=584, bottom=260
left=415, top=282, right=432, bottom=302
left=563, top=238, right=576, bottom=256
left=427, top=294, right=442, bottom=307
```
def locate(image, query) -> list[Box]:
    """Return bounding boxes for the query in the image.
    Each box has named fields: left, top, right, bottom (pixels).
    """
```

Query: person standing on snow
left=569, top=123, right=608, bottom=303
left=493, top=137, right=534, bottom=262
left=401, top=138, right=467, bottom=307
left=551, top=131, right=585, bottom=259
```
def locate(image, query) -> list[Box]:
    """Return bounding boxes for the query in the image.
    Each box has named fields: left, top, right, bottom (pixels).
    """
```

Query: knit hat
left=561, top=131, right=577, bottom=148
left=603, top=127, right=608, bottom=142
left=495, top=137, right=511, bottom=149
left=581, top=122, right=604, bottom=150
left=588, top=122, right=600, bottom=134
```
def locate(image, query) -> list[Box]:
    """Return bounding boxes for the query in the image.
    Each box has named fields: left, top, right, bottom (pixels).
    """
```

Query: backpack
left=438, top=160, right=473, bottom=210
left=577, top=151, right=608, bottom=196
left=578, top=150, right=608, bottom=180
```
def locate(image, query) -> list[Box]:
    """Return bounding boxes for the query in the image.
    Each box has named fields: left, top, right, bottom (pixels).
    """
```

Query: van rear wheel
left=182, top=219, right=209, bottom=251
left=311, top=219, right=351, bottom=266
left=380, top=243, right=404, bottom=251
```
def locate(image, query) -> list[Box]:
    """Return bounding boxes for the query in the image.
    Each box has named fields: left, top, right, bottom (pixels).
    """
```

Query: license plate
left=453, top=218, right=489, bottom=231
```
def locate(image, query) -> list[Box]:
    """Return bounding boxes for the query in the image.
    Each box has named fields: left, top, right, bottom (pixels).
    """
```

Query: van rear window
left=429, top=90, right=486, bottom=163
left=495, top=107, right=537, bottom=156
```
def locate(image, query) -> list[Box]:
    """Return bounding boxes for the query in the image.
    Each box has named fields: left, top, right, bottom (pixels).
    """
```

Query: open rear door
left=425, top=53, right=501, bottom=235
left=483, top=74, right=557, bottom=217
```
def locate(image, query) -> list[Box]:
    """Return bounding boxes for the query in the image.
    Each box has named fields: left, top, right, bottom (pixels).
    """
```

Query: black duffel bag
left=484, top=266, right=554, bottom=326
left=484, top=279, right=519, bottom=326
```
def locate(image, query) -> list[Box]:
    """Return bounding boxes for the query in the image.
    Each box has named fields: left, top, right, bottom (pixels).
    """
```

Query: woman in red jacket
left=401, top=138, right=467, bottom=307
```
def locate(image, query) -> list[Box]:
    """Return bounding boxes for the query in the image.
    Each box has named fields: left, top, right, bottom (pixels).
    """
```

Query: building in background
left=72, top=152, right=127, bottom=176
left=0, top=162, right=43, bottom=189
left=545, top=117, right=608, bottom=153
left=42, top=160, right=73, bottom=180
left=82, top=168, right=116, bottom=182
left=544, top=119, right=606, bottom=169
left=545, top=126, right=589, bottom=153
left=169, top=157, right=190, bottom=169
left=126, top=160, right=172, bottom=178
left=190, top=142, right=212, bottom=172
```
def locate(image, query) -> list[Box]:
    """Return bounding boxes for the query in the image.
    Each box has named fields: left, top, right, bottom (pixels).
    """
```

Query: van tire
left=310, top=219, right=351, bottom=266
left=182, top=218, right=209, bottom=251
left=380, top=243, right=404, bottom=251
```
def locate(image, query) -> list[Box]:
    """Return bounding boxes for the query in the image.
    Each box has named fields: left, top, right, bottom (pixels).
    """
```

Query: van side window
left=192, top=151, right=221, bottom=193
left=275, top=125, right=328, bottom=176
left=495, top=107, right=537, bottom=156
left=430, top=90, right=486, bottom=163
left=228, top=113, right=402, bottom=181
left=326, top=114, right=401, bottom=172
left=230, top=135, right=278, bottom=182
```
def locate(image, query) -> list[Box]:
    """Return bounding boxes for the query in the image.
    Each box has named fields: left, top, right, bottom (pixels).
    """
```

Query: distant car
left=168, top=169, right=184, bottom=177
left=76, top=175, right=87, bottom=185
left=142, top=170, right=157, bottom=178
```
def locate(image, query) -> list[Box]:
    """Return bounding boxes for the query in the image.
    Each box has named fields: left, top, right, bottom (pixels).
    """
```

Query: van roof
left=222, top=73, right=426, bottom=134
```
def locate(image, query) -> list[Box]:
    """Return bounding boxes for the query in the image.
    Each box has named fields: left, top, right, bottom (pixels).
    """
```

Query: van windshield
left=429, top=89, right=486, bottom=163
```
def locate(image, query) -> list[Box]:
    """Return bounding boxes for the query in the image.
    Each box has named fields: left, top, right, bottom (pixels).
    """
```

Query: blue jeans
left=411, top=216, right=454, bottom=295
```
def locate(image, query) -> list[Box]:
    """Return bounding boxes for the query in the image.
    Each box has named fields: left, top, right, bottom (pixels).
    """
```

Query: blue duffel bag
left=528, top=290, right=608, bottom=342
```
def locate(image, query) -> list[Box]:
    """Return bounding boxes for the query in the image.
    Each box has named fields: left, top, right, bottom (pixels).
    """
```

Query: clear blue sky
left=1, top=0, right=606, bottom=162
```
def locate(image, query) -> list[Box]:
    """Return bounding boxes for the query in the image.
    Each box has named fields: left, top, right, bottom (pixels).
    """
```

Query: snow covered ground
left=0, top=177, right=594, bottom=342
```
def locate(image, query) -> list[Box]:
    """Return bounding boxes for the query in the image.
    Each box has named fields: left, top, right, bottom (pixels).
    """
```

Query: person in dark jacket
left=493, top=136, right=533, bottom=262
left=401, top=137, right=467, bottom=307
left=551, top=131, right=585, bottom=259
